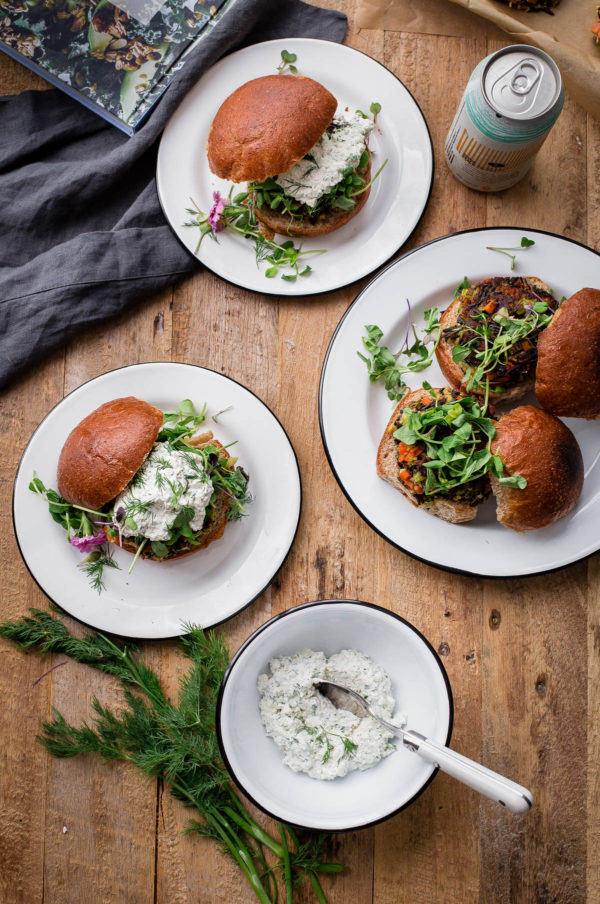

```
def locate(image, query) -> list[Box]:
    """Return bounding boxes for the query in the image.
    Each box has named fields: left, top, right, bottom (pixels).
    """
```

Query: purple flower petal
left=208, top=191, right=225, bottom=233
left=70, top=533, right=106, bottom=553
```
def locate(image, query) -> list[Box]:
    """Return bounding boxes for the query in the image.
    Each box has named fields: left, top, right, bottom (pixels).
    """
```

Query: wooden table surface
left=1, top=1, right=599, bottom=902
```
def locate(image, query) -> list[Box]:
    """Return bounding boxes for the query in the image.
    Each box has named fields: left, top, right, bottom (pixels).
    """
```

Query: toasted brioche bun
left=105, top=442, right=233, bottom=562
left=57, top=397, right=163, bottom=510
left=254, top=155, right=372, bottom=238
left=207, top=75, right=337, bottom=183
left=376, top=388, right=481, bottom=524
left=437, top=277, right=552, bottom=404
left=535, top=288, right=600, bottom=419
left=490, top=405, right=583, bottom=531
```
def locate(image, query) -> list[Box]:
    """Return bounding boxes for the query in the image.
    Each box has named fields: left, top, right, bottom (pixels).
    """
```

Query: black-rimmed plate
left=157, top=38, right=433, bottom=295
left=13, top=363, right=301, bottom=638
left=217, top=600, right=452, bottom=831
left=319, top=227, right=600, bottom=578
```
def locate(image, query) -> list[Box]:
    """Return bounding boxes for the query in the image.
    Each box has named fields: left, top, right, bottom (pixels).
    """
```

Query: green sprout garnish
left=358, top=303, right=442, bottom=401
left=444, top=277, right=558, bottom=401
left=393, top=394, right=527, bottom=495
left=277, top=49, right=298, bottom=75
left=185, top=192, right=324, bottom=282
left=486, top=236, right=535, bottom=270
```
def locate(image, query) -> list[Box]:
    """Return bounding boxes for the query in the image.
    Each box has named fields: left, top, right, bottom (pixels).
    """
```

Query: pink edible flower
left=208, top=191, right=225, bottom=233
left=70, top=533, right=106, bottom=553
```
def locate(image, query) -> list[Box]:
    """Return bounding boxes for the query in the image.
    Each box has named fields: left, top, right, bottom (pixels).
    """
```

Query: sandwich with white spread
left=207, top=74, right=379, bottom=236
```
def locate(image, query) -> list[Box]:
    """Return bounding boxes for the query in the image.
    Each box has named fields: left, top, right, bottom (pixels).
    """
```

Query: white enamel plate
left=157, top=38, right=433, bottom=295
left=13, top=363, right=301, bottom=638
left=319, top=228, right=600, bottom=578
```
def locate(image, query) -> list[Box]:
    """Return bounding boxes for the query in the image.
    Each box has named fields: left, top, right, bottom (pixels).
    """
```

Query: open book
left=0, top=0, right=229, bottom=134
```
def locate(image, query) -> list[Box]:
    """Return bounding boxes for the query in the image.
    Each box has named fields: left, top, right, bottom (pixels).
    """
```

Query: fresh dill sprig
left=0, top=611, right=343, bottom=903
left=78, top=549, right=119, bottom=594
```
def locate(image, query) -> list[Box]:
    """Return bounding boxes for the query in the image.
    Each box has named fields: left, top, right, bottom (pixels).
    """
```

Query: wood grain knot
left=489, top=609, right=501, bottom=630
left=438, top=642, right=450, bottom=657
left=153, top=311, right=164, bottom=336
left=535, top=675, right=547, bottom=697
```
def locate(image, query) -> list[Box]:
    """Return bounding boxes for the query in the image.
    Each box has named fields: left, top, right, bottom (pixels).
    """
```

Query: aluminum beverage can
left=445, top=45, right=564, bottom=192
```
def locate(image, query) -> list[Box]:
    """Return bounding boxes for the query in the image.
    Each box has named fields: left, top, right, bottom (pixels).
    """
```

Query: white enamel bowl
left=216, top=600, right=453, bottom=831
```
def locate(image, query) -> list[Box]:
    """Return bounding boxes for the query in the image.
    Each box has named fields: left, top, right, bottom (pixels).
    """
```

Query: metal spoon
left=316, top=680, right=532, bottom=814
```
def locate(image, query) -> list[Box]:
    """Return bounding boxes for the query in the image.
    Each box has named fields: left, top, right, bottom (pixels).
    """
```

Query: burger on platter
left=206, top=74, right=377, bottom=237
left=56, top=397, right=250, bottom=564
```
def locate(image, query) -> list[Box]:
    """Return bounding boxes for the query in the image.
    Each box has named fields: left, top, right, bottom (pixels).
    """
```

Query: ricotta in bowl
left=258, top=648, right=406, bottom=780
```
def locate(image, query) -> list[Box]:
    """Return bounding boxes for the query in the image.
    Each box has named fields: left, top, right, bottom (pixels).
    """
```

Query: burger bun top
left=490, top=405, right=583, bottom=531
left=57, top=397, right=164, bottom=510
left=207, top=75, right=337, bottom=183
left=535, top=288, right=600, bottom=419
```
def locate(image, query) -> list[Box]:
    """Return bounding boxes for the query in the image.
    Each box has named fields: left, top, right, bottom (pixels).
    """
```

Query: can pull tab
left=510, top=60, right=541, bottom=96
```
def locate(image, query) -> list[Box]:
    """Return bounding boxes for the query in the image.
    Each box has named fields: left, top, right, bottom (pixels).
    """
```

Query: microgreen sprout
left=185, top=193, right=324, bottom=282
left=358, top=302, right=442, bottom=400
left=212, top=405, right=232, bottom=423
left=393, top=394, right=527, bottom=495
left=486, top=236, right=535, bottom=270
left=356, top=101, right=382, bottom=123
left=29, top=475, right=119, bottom=592
left=277, top=49, right=298, bottom=75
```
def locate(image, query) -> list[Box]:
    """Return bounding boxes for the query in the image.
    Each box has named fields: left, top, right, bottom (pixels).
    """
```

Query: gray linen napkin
left=0, top=0, right=346, bottom=388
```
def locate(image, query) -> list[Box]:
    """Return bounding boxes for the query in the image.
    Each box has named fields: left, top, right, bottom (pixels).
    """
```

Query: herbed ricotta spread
left=276, top=110, right=373, bottom=209
left=114, top=442, right=213, bottom=542
left=258, top=649, right=405, bottom=780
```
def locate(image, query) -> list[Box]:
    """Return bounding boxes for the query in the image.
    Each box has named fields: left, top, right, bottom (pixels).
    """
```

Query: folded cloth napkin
left=0, top=0, right=347, bottom=389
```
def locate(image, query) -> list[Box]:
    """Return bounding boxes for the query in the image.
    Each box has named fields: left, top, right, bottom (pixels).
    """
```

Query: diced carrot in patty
left=397, top=442, right=419, bottom=462
left=482, top=301, right=496, bottom=314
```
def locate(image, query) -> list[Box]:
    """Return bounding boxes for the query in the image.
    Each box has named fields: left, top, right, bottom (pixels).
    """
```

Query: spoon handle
left=402, top=730, right=533, bottom=814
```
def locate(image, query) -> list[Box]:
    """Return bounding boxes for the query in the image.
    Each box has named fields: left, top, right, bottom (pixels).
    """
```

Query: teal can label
left=445, top=45, right=564, bottom=192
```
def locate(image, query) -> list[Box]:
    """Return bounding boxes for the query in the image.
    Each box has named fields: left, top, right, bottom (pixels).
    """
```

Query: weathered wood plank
left=40, top=290, right=174, bottom=903
left=0, top=355, right=65, bottom=904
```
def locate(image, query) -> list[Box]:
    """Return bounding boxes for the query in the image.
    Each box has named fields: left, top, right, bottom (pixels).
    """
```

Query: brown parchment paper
left=356, top=0, right=600, bottom=121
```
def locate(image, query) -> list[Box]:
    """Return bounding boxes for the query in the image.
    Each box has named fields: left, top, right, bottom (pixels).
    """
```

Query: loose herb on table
left=358, top=303, right=442, bottom=401
left=0, top=610, right=343, bottom=904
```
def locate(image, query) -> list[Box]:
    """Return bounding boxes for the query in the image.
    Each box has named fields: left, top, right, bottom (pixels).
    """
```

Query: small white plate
left=157, top=38, right=433, bottom=296
left=13, top=363, right=301, bottom=638
left=319, top=227, right=600, bottom=578
left=217, top=600, right=452, bottom=831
